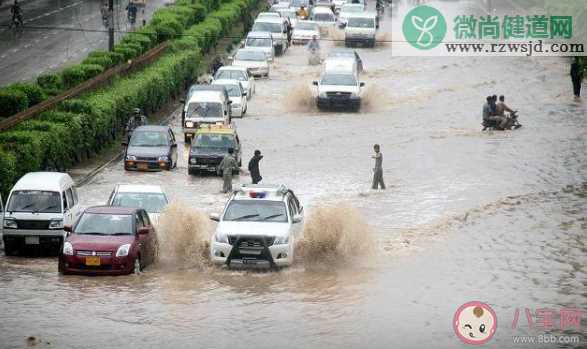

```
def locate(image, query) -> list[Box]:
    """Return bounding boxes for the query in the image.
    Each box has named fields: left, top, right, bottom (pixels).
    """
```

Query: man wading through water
left=218, top=148, right=239, bottom=193
left=372, top=144, right=385, bottom=190
left=248, top=150, right=263, bottom=184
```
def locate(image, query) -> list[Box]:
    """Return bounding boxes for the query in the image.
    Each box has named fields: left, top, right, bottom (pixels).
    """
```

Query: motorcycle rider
left=307, top=35, right=320, bottom=51
left=482, top=96, right=507, bottom=129
left=125, top=108, right=148, bottom=141
left=10, top=0, right=23, bottom=28
left=297, top=5, right=309, bottom=19
left=211, top=56, right=224, bottom=76
left=496, top=95, right=514, bottom=116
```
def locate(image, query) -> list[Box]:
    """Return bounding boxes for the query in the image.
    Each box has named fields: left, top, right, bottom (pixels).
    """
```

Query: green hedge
left=0, top=88, right=28, bottom=117
left=0, top=0, right=260, bottom=198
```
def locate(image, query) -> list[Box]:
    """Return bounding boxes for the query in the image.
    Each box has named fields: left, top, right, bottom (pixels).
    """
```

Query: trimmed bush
left=11, top=83, right=47, bottom=106
left=0, top=88, right=28, bottom=117
left=0, top=149, right=17, bottom=199
left=82, top=55, right=114, bottom=69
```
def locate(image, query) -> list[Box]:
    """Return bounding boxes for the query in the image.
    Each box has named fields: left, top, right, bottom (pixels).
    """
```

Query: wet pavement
left=0, top=0, right=171, bottom=86
left=1, top=0, right=586, bottom=348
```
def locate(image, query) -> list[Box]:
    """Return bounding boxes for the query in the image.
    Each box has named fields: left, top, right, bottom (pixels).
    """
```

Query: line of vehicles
left=0, top=0, right=381, bottom=275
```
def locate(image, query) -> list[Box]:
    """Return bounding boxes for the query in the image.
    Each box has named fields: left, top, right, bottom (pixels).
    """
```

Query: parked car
left=209, top=184, right=304, bottom=269
left=292, top=20, right=320, bottom=44
left=59, top=206, right=158, bottom=275
left=123, top=125, right=178, bottom=171
left=107, top=184, right=168, bottom=226
left=3, top=172, right=81, bottom=256
left=212, top=79, right=248, bottom=117
left=214, top=66, right=255, bottom=99
left=231, top=49, right=270, bottom=78
left=244, top=31, right=275, bottom=62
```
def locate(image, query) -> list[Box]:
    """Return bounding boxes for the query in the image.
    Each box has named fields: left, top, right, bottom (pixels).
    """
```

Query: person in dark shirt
left=248, top=150, right=263, bottom=184
left=571, top=58, right=583, bottom=97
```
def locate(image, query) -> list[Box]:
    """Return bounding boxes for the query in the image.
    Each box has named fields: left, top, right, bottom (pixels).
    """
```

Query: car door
left=135, top=212, right=148, bottom=265
left=140, top=210, right=156, bottom=263
left=168, top=128, right=178, bottom=166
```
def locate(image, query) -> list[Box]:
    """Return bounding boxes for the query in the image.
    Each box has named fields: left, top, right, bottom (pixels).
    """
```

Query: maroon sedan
left=59, top=206, right=158, bottom=275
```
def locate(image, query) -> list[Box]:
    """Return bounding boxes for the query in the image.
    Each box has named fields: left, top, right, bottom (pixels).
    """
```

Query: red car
left=59, top=206, right=158, bottom=275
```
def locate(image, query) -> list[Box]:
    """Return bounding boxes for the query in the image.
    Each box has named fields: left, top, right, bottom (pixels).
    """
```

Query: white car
left=344, top=12, right=377, bottom=47
left=292, top=20, right=320, bottom=44
left=338, top=3, right=364, bottom=25
left=214, top=66, right=255, bottom=99
left=212, top=79, right=248, bottom=117
left=252, top=18, right=288, bottom=55
left=209, top=184, right=304, bottom=268
left=313, top=72, right=365, bottom=111
left=244, top=31, right=275, bottom=62
left=277, top=8, right=298, bottom=27
left=231, top=49, right=270, bottom=78
left=257, top=11, right=281, bottom=20
left=107, top=184, right=169, bottom=226
left=310, top=6, right=336, bottom=31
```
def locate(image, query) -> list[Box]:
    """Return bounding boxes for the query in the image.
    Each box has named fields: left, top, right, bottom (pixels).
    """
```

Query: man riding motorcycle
left=125, top=108, right=148, bottom=141
left=307, top=35, right=320, bottom=65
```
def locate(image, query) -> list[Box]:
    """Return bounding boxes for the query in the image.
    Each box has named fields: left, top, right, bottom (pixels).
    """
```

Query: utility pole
left=108, top=0, right=115, bottom=51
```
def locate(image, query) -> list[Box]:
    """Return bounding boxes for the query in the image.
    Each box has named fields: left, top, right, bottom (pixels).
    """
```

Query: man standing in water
left=372, top=144, right=385, bottom=190
left=218, top=148, right=238, bottom=193
left=570, top=58, right=583, bottom=97
left=248, top=150, right=263, bottom=184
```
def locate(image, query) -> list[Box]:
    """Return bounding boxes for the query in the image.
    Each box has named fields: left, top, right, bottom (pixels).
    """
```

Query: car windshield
left=216, top=70, right=247, bottom=81
left=296, top=22, right=318, bottom=30
left=217, top=84, right=242, bottom=97
left=313, top=13, right=334, bottom=22
left=186, top=102, right=223, bottom=118
left=347, top=17, right=374, bottom=28
left=7, top=190, right=62, bottom=213
left=193, top=133, right=236, bottom=149
left=279, top=10, right=295, bottom=18
left=223, top=200, right=288, bottom=223
left=291, top=0, right=309, bottom=7
left=342, top=5, right=363, bottom=12
left=111, top=192, right=168, bottom=213
left=252, top=22, right=281, bottom=33
left=235, top=50, right=266, bottom=61
left=129, top=131, right=169, bottom=147
left=321, top=74, right=357, bottom=85
left=246, top=37, right=272, bottom=47
left=75, top=213, right=133, bottom=235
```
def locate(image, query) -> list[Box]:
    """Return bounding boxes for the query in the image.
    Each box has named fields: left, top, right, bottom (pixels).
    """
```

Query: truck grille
left=228, top=236, right=275, bottom=247
left=326, top=92, right=351, bottom=98
left=77, top=251, right=113, bottom=257
left=16, top=220, right=50, bottom=230
left=137, top=156, right=157, bottom=161
left=195, top=157, right=222, bottom=165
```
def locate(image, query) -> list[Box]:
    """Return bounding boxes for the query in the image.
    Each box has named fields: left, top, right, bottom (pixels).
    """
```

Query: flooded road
left=1, top=0, right=586, bottom=348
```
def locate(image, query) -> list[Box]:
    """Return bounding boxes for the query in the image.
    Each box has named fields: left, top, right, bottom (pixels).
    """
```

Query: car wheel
left=184, top=134, right=190, bottom=144
left=3, top=238, right=16, bottom=256
left=133, top=257, right=142, bottom=274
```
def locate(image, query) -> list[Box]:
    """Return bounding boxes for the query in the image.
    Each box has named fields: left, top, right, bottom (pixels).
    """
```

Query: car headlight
left=3, top=218, right=17, bottom=229
left=126, top=155, right=136, bottom=161
left=215, top=232, right=229, bottom=244
left=189, top=157, right=197, bottom=164
left=63, top=241, right=74, bottom=256
left=116, top=244, right=131, bottom=257
left=48, top=219, right=63, bottom=230
left=185, top=121, right=194, bottom=128
left=274, top=235, right=289, bottom=245
left=319, top=92, right=327, bottom=98
left=158, top=155, right=169, bottom=161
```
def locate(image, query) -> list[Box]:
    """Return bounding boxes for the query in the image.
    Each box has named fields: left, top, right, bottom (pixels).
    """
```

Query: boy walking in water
left=372, top=144, right=385, bottom=190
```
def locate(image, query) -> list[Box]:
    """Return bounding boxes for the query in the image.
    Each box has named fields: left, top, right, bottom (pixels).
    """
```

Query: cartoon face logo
left=453, top=301, right=497, bottom=345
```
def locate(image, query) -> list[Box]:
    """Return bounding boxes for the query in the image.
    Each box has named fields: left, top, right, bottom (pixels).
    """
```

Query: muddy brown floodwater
left=1, top=1, right=586, bottom=348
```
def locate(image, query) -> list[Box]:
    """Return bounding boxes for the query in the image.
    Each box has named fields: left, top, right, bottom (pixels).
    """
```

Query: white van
left=3, top=172, right=81, bottom=255
left=182, top=85, right=232, bottom=143
left=344, top=12, right=378, bottom=48
left=244, top=31, right=275, bottom=62
left=252, top=18, right=288, bottom=55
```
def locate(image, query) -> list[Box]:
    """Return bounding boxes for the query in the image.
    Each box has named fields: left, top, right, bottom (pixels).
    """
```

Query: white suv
left=209, top=184, right=304, bottom=269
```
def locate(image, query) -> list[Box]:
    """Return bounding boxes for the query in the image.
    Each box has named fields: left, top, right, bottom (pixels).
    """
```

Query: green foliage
left=82, top=55, right=114, bottom=69
left=0, top=149, right=17, bottom=199
left=0, top=88, right=28, bottom=117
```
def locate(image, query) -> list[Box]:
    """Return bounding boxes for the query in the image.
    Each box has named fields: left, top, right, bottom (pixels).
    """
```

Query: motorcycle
left=125, top=112, right=148, bottom=141
left=482, top=111, right=522, bottom=131
left=308, top=47, right=321, bottom=65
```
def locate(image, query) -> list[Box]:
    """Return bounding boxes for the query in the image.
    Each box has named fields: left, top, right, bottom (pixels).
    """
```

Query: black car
left=123, top=125, right=178, bottom=171
left=188, top=126, right=241, bottom=175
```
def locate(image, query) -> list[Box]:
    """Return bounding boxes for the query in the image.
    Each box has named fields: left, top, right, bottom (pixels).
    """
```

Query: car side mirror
left=228, top=56, right=234, bottom=61
left=64, top=225, right=72, bottom=233
left=209, top=213, right=220, bottom=222
left=180, top=99, right=185, bottom=104
left=360, top=82, right=365, bottom=87
left=121, top=141, right=128, bottom=146
left=242, top=91, right=247, bottom=96
left=138, top=227, right=150, bottom=235
left=292, top=214, right=303, bottom=224
left=227, top=100, right=233, bottom=104
left=171, top=143, right=178, bottom=148
left=312, top=81, right=318, bottom=86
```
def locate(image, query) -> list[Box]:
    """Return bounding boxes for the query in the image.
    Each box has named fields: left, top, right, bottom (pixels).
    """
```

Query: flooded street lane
left=1, top=1, right=586, bottom=348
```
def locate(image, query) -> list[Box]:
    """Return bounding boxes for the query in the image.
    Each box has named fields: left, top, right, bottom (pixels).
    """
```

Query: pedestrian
left=248, top=150, right=263, bottom=184
left=570, top=57, right=583, bottom=97
left=10, top=0, right=23, bottom=27
left=218, top=148, right=238, bottom=193
left=371, top=144, right=385, bottom=190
